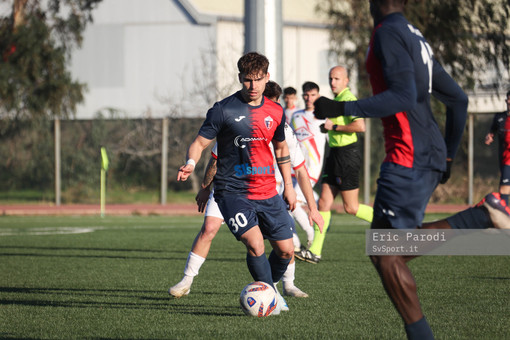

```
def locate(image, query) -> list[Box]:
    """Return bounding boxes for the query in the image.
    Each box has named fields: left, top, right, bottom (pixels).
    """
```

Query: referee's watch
left=332, top=124, right=338, bottom=131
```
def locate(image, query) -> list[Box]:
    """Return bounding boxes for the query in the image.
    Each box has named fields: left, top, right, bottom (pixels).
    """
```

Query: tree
left=0, top=0, right=102, bottom=137
left=316, top=0, right=510, bottom=92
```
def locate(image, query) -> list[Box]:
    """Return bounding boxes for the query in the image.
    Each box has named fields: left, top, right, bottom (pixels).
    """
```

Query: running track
left=0, top=203, right=470, bottom=217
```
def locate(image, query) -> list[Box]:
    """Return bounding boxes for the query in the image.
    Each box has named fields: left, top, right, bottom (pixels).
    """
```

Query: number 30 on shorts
left=228, top=212, right=248, bottom=233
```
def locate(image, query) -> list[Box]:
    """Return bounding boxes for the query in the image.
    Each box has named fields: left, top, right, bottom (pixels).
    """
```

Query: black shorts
left=322, top=143, right=361, bottom=191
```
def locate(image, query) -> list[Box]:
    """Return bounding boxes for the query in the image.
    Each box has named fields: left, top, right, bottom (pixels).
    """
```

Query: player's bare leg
left=340, top=188, right=373, bottom=222
left=370, top=203, right=506, bottom=339
left=370, top=255, right=424, bottom=325
left=340, top=188, right=360, bottom=216
left=369, top=220, right=452, bottom=321
left=190, top=216, right=224, bottom=258
left=318, top=182, right=338, bottom=212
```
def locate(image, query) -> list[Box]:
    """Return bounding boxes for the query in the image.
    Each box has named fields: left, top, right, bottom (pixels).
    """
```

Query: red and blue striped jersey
left=199, top=91, right=286, bottom=200
left=345, top=12, right=468, bottom=171
left=489, top=112, right=510, bottom=166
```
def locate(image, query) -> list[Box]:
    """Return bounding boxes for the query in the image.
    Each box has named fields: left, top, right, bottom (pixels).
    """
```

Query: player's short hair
left=283, top=87, right=297, bottom=96
left=237, top=52, right=269, bottom=76
left=302, top=81, right=319, bottom=93
left=264, top=81, right=282, bottom=101
left=506, top=90, right=510, bottom=98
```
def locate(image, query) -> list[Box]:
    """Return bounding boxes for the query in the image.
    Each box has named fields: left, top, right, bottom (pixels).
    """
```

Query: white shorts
left=205, top=190, right=224, bottom=220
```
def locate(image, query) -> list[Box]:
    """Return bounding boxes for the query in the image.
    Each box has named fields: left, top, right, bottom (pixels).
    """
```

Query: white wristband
left=186, top=159, right=196, bottom=167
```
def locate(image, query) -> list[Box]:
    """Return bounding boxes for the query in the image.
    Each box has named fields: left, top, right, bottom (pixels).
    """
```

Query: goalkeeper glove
left=314, top=97, right=345, bottom=119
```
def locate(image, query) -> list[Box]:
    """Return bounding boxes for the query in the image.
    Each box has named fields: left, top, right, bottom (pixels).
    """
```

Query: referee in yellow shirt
left=296, top=66, right=373, bottom=264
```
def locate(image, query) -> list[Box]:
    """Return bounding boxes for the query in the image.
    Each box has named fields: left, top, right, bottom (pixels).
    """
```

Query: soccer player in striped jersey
left=178, top=61, right=321, bottom=310
left=313, top=1, right=510, bottom=338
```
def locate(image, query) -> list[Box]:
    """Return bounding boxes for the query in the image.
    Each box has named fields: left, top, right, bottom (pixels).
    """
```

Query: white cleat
left=283, top=285, right=309, bottom=298
left=168, top=279, right=191, bottom=298
left=276, top=289, right=289, bottom=312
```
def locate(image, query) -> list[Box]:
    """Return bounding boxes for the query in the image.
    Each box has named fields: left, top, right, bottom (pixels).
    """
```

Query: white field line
left=0, top=224, right=185, bottom=236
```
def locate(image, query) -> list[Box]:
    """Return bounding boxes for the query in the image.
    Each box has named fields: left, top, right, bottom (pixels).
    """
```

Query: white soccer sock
left=292, top=232, right=301, bottom=250
left=183, top=251, right=206, bottom=278
left=292, top=204, right=315, bottom=243
left=282, top=262, right=295, bottom=287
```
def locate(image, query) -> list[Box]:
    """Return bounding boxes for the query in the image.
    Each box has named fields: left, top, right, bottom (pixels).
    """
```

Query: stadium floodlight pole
left=100, top=147, right=109, bottom=218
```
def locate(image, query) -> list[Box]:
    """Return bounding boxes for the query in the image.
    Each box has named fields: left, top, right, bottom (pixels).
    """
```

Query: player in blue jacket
left=313, top=1, right=510, bottom=339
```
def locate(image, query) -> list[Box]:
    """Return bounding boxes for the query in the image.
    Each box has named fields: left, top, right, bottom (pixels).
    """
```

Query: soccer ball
left=239, top=281, right=278, bottom=317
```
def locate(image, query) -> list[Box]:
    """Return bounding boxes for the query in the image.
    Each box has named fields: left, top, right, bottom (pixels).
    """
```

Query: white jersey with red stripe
left=274, top=123, right=306, bottom=194
left=290, top=109, right=327, bottom=184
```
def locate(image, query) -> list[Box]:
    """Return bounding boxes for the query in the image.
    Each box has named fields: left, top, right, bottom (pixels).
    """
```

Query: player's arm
left=323, top=117, right=365, bottom=133
left=485, top=115, right=499, bottom=145
left=429, top=59, right=468, bottom=183
left=273, top=139, right=297, bottom=211
left=431, top=59, right=468, bottom=161
left=314, top=68, right=416, bottom=119
left=314, top=76, right=416, bottom=120
left=195, top=156, right=217, bottom=213
left=315, top=29, right=417, bottom=120
left=485, top=132, right=495, bottom=145
left=294, top=165, right=324, bottom=233
left=177, top=135, right=212, bottom=182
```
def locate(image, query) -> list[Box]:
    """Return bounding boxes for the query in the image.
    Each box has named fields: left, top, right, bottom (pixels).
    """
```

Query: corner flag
left=101, top=147, right=109, bottom=171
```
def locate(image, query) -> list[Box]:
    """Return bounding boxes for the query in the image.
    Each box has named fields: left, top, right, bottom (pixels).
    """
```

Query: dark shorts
left=322, top=143, right=361, bottom=191
left=500, top=164, right=510, bottom=186
left=216, top=194, right=294, bottom=241
left=371, top=163, right=442, bottom=230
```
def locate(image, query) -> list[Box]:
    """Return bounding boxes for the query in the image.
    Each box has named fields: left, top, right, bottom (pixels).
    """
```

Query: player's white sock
left=281, top=263, right=309, bottom=297
left=292, top=232, right=301, bottom=251
left=183, top=251, right=206, bottom=278
left=282, top=262, right=295, bottom=287
left=292, top=204, right=315, bottom=244
left=169, top=251, right=205, bottom=297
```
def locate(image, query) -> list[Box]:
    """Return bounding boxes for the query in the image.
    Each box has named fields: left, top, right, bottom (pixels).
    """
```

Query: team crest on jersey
left=264, top=116, right=274, bottom=130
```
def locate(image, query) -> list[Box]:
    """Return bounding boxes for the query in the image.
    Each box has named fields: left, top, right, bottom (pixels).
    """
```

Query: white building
left=70, top=0, right=508, bottom=119
left=70, top=0, right=337, bottom=119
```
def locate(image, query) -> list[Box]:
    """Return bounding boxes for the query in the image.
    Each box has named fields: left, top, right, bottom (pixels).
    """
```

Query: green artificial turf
left=0, top=214, right=508, bottom=339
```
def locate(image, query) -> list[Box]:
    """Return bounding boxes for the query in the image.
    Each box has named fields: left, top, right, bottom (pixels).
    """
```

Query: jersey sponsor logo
left=234, top=163, right=276, bottom=177
left=234, top=135, right=268, bottom=149
left=293, top=127, right=314, bottom=142
left=264, top=116, right=274, bottom=130
left=235, top=115, right=246, bottom=122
